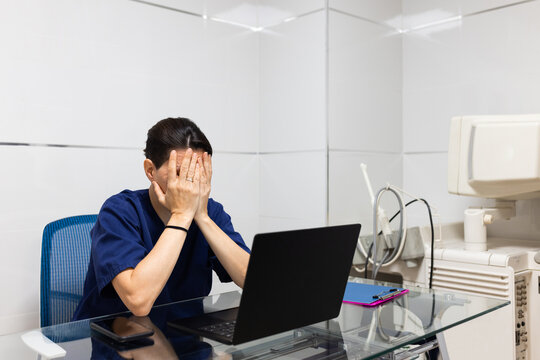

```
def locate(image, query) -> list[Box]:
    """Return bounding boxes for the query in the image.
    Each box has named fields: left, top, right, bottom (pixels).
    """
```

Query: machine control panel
left=515, top=275, right=528, bottom=360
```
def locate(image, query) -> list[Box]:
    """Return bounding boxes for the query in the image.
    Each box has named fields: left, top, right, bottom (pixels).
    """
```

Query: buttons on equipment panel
left=514, top=276, right=528, bottom=360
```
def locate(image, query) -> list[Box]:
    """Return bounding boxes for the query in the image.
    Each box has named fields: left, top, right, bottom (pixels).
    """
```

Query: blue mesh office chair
left=40, top=214, right=98, bottom=327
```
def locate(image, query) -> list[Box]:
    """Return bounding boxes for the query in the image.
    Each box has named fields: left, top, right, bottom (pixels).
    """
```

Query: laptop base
left=168, top=307, right=239, bottom=345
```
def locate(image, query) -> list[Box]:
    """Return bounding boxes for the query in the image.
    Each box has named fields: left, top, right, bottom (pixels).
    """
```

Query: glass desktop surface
left=0, top=278, right=509, bottom=360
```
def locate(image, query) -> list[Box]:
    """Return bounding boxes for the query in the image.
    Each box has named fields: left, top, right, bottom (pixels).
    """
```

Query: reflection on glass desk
left=0, top=278, right=509, bottom=360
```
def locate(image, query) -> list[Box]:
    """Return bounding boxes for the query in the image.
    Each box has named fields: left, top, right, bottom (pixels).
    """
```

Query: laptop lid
left=232, top=223, right=361, bottom=344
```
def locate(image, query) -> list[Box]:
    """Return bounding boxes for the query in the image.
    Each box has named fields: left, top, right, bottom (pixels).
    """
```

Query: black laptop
left=167, top=224, right=361, bottom=345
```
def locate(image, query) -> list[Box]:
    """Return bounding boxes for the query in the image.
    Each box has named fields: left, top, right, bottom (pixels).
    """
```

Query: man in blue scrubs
left=73, top=118, right=250, bottom=320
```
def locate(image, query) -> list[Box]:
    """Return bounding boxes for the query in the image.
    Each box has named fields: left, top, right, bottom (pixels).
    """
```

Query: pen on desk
left=372, top=289, right=400, bottom=301
left=378, top=290, right=402, bottom=301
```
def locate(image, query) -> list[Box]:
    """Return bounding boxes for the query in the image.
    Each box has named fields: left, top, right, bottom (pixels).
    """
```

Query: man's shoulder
left=207, top=198, right=223, bottom=212
left=104, top=189, right=145, bottom=203
left=95, top=190, right=151, bottom=233
left=207, top=198, right=234, bottom=222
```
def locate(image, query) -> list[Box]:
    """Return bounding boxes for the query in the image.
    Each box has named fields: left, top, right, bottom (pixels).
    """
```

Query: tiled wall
left=258, top=5, right=328, bottom=233
left=402, top=0, right=540, bottom=237
left=257, top=1, right=404, bottom=236
left=328, top=1, right=403, bottom=235
left=0, top=0, right=260, bottom=334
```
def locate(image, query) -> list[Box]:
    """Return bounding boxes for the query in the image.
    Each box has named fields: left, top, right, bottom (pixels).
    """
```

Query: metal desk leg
left=436, top=331, right=450, bottom=360
left=392, top=338, right=440, bottom=360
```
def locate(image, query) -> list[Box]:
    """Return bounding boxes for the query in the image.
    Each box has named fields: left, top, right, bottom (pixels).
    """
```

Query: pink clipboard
left=342, top=282, right=409, bottom=307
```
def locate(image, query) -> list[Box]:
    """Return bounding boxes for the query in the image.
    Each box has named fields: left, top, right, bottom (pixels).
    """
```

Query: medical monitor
left=448, top=114, right=540, bottom=200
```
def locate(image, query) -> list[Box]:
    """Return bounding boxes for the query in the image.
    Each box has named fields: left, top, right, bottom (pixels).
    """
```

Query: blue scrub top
left=72, top=189, right=250, bottom=320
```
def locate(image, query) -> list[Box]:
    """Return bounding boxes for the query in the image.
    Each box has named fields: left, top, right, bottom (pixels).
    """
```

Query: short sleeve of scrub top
left=91, top=195, right=148, bottom=296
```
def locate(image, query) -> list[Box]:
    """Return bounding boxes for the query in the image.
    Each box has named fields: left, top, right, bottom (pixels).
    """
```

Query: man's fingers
left=167, top=150, right=178, bottom=187
left=151, top=181, right=166, bottom=204
left=199, top=158, right=207, bottom=184
left=203, top=152, right=212, bottom=182
left=194, top=162, right=201, bottom=184
left=186, top=152, right=198, bottom=182
left=179, top=148, right=193, bottom=180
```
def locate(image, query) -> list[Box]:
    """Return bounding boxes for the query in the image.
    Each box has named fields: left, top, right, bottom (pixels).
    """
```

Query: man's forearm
left=112, top=214, right=190, bottom=315
left=196, top=215, right=250, bottom=288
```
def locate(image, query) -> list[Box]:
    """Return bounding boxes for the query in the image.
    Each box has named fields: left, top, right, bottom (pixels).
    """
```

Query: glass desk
left=0, top=278, right=508, bottom=360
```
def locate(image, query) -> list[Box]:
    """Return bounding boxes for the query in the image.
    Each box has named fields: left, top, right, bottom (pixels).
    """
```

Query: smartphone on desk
left=91, top=330, right=154, bottom=352
left=90, top=316, right=154, bottom=343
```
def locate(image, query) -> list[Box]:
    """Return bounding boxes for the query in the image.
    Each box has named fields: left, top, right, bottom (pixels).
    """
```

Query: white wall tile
left=401, top=0, right=524, bottom=30
left=0, top=230, right=41, bottom=328
left=259, top=152, right=326, bottom=222
left=259, top=12, right=326, bottom=152
left=202, top=21, right=259, bottom=88
left=207, top=0, right=260, bottom=28
left=23, top=0, right=95, bottom=42
left=1, top=0, right=259, bottom=153
left=403, top=153, right=487, bottom=227
left=211, top=153, right=258, bottom=226
left=329, top=11, right=402, bottom=153
left=0, top=312, right=39, bottom=338
left=402, top=21, right=461, bottom=94
left=143, top=0, right=301, bottom=29
left=127, top=0, right=326, bottom=30
left=0, top=2, right=29, bottom=56
left=0, top=146, right=147, bottom=233
left=402, top=84, right=461, bottom=153
left=136, top=0, right=204, bottom=15
left=403, top=1, right=540, bottom=153
left=330, top=0, right=402, bottom=29
left=0, top=335, right=32, bottom=358
left=401, top=19, right=461, bottom=155
left=257, top=0, right=325, bottom=28
left=460, top=0, right=526, bottom=16
left=0, top=145, right=148, bottom=334
left=329, top=151, right=402, bottom=235
left=460, top=0, right=540, bottom=116
left=258, top=216, right=326, bottom=233
left=401, top=0, right=460, bottom=29
left=400, top=18, right=466, bottom=155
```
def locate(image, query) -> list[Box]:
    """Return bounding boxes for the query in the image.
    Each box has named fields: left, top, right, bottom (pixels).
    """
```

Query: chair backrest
left=40, top=215, right=98, bottom=327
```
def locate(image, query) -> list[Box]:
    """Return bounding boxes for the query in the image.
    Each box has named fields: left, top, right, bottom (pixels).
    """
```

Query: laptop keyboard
left=200, top=320, right=236, bottom=338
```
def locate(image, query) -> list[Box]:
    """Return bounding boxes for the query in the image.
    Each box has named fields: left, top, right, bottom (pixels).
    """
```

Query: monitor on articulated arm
left=447, top=114, right=540, bottom=250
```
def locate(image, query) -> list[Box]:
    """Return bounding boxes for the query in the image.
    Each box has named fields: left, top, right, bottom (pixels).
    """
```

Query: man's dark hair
left=144, top=117, right=213, bottom=168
